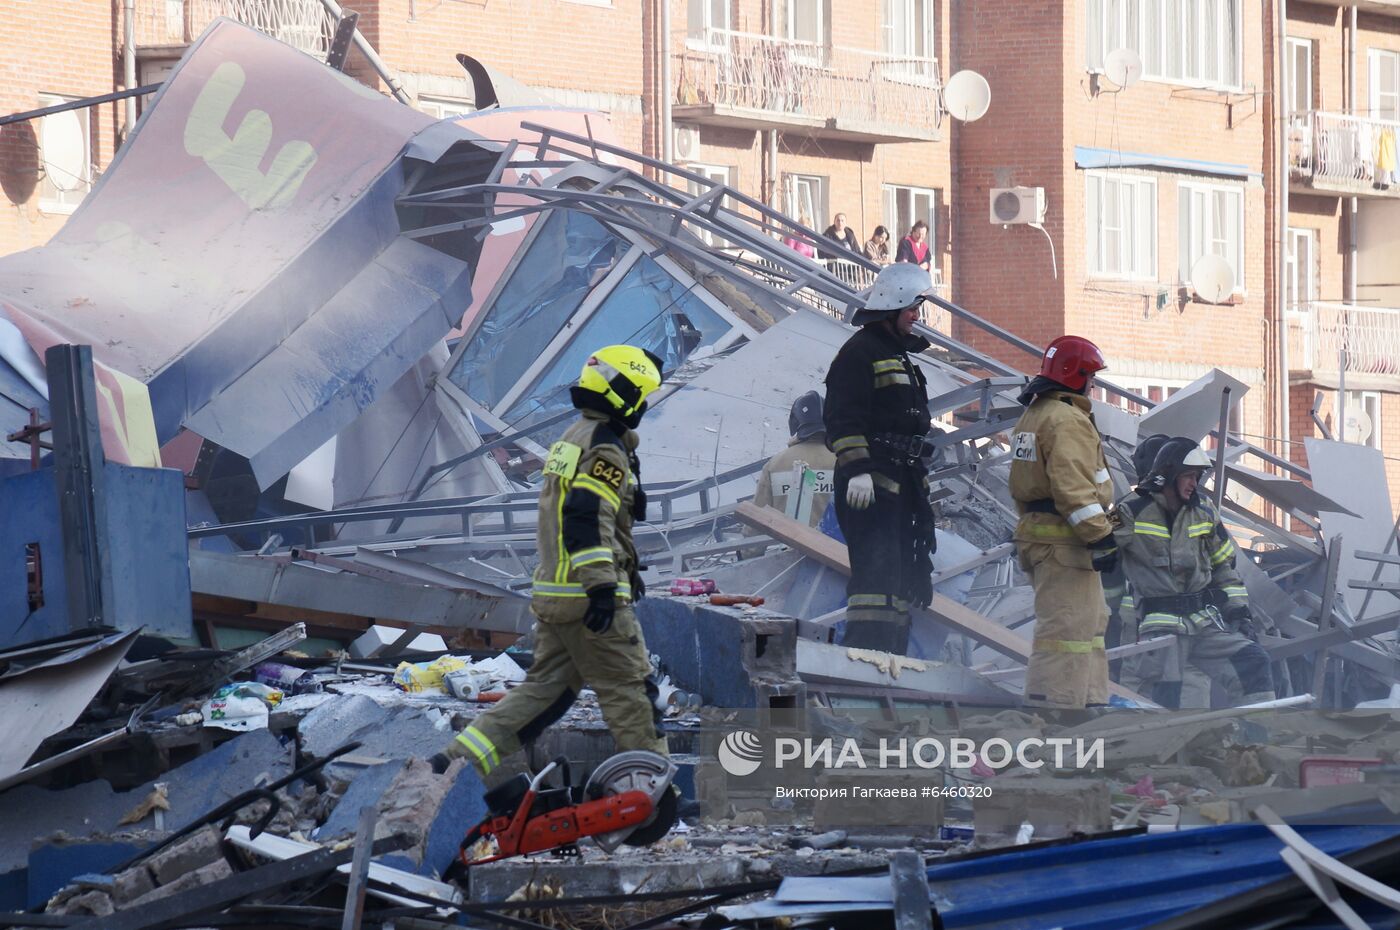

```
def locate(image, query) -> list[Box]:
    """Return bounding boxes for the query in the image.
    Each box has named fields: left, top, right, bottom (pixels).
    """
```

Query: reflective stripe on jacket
left=531, top=411, right=640, bottom=619
left=1008, top=390, right=1114, bottom=547
left=1112, top=491, right=1248, bottom=635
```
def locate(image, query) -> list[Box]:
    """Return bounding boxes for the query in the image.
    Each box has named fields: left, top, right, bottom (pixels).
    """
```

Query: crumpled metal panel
left=0, top=21, right=445, bottom=481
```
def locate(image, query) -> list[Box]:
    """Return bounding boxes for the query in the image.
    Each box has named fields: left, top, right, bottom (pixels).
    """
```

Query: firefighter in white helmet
left=823, top=263, right=936, bottom=655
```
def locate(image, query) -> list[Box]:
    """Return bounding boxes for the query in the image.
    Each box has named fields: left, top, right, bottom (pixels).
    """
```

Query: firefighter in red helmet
left=1008, top=336, right=1116, bottom=708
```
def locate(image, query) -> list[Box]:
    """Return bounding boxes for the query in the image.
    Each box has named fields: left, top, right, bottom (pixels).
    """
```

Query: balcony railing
left=130, top=0, right=334, bottom=56
left=674, top=28, right=942, bottom=138
left=1288, top=110, right=1400, bottom=195
left=1288, top=302, right=1400, bottom=378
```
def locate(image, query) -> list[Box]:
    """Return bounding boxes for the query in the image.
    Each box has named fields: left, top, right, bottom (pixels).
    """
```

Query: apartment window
left=882, top=0, right=937, bottom=82
left=787, top=0, right=829, bottom=61
left=1370, top=49, right=1400, bottom=121
left=1087, top=0, right=1242, bottom=90
left=1178, top=181, right=1244, bottom=290
left=1285, top=227, right=1316, bottom=312
left=687, top=164, right=732, bottom=247
left=882, top=184, right=936, bottom=244
left=784, top=173, right=827, bottom=229
left=417, top=96, right=474, bottom=119
left=37, top=95, right=91, bottom=213
left=1286, top=37, right=1313, bottom=117
left=1085, top=172, right=1157, bottom=280
left=1344, top=391, right=1382, bottom=449
left=687, top=0, right=728, bottom=46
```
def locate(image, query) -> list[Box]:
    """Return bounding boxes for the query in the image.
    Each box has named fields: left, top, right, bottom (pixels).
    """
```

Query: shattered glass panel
left=447, top=210, right=625, bottom=409
left=502, top=254, right=731, bottom=434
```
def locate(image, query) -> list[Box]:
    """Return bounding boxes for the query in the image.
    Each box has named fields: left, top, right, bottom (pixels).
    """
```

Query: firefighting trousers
left=1134, top=625, right=1275, bottom=710
left=447, top=605, right=667, bottom=778
left=834, top=464, right=932, bottom=655
left=1020, top=542, right=1110, bottom=708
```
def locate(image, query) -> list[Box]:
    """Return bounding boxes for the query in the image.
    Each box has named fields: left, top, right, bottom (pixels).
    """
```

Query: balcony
left=1337, top=0, right=1400, bottom=16
left=130, top=0, right=334, bottom=57
left=1288, top=111, right=1400, bottom=199
left=673, top=28, right=943, bottom=144
left=1288, top=302, right=1400, bottom=388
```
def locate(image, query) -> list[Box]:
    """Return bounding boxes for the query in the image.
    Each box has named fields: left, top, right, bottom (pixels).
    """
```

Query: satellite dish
left=40, top=110, right=85, bottom=192
left=1344, top=408, right=1374, bottom=444
left=944, top=70, right=991, bottom=123
left=1189, top=254, right=1235, bottom=304
left=1104, top=48, right=1143, bottom=89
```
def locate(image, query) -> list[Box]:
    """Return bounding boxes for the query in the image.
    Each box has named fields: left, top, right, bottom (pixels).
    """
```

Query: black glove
left=629, top=451, right=648, bottom=521
left=909, top=564, right=933, bottom=610
left=583, top=585, right=618, bottom=635
left=429, top=752, right=452, bottom=775
left=1089, top=534, right=1119, bottom=574
left=629, top=569, right=647, bottom=602
left=1226, top=606, right=1257, bottom=639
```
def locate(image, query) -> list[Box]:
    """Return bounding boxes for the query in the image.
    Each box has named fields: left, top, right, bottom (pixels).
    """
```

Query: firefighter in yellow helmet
left=432, top=345, right=670, bottom=776
left=1009, top=335, right=1115, bottom=709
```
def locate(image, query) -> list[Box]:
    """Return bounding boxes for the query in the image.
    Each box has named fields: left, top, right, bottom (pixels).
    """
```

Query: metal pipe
left=1213, top=387, right=1231, bottom=514
left=661, top=0, right=673, bottom=163
left=123, top=0, right=136, bottom=138
left=1277, top=0, right=1291, bottom=470
left=316, top=0, right=411, bottom=105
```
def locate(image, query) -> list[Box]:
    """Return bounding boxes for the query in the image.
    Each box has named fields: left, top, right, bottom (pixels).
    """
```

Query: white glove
left=846, top=473, right=875, bottom=510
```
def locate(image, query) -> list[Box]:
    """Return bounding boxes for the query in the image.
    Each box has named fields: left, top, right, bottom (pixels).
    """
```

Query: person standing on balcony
left=863, top=226, right=892, bottom=266
left=824, top=263, right=937, bottom=656
left=896, top=220, right=932, bottom=271
left=820, top=213, right=860, bottom=258
left=784, top=210, right=817, bottom=259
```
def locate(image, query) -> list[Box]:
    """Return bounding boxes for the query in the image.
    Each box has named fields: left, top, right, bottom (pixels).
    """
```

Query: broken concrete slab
left=1136, top=369, right=1249, bottom=445
left=972, top=777, right=1111, bottom=839
left=143, top=825, right=222, bottom=887
left=468, top=853, right=748, bottom=905
left=299, top=694, right=391, bottom=762
left=126, top=857, right=233, bottom=907
left=1306, top=438, right=1398, bottom=616
left=812, top=771, right=945, bottom=832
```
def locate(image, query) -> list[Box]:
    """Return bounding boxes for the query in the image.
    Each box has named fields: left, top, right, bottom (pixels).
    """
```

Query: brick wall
left=0, top=0, right=119, bottom=256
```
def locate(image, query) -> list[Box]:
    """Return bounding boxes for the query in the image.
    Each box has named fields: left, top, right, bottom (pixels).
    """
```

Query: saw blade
left=583, top=750, right=677, bottom=852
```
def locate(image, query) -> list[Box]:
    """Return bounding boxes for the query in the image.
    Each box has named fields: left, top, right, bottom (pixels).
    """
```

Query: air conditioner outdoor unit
left=990, top=186, right=1045, bottom=225
left=673, top=124, right=701, bottom=163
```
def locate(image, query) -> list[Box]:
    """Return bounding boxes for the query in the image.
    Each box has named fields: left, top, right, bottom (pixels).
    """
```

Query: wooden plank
left=735, top=502, right=1149, bottom=703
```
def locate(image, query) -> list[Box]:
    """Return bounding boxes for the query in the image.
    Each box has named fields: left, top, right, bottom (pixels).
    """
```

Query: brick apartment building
left=1, top=0, right=1398, bottom=508
left=1283, top=0, right=1400, bottom=505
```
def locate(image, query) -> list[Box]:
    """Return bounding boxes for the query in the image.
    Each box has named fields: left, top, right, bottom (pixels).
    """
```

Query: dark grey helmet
left=1132, top=434, right=1170, bottom=482
left=789, top=390, right=825, bottom=442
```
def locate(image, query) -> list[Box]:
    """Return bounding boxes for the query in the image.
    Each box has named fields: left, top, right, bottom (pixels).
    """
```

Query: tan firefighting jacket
left=1008, top=390, right=1114, bottom=547
left=1112, top=492, right=1248, bottom=635
left=531, top=411, right=639, bottom=621
left=749, top=438, right=836, bottom=528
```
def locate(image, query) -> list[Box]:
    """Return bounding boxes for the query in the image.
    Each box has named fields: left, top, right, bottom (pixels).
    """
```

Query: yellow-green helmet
left=576, top=345, right=664, bottom=418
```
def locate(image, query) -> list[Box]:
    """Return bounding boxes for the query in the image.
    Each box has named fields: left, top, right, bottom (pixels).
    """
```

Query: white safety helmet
left=852, top=263, right=933, bottom=325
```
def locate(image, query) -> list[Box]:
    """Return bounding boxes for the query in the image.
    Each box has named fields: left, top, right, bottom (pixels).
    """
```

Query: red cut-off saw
left=455, top=751, right=679, bottom=868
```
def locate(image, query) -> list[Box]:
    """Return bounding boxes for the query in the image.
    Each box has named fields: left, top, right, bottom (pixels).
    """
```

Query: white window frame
left=1285, top=226, right=1316, bottom=314
left=1369, top=48, right=1400, bottom=121
left=784, top=173, right=827, bottom=230
left=1085, top=171, right=1157, bottom=282
left=882, top=183, right=937, bottom=247
left=1286, top=37, right=1313, bottom=118
left=881, top=0, right=938, bottom=84
left=1178, top=180, right=1245, bottom=292
left=786, top=0, right=827, bottom=64
left=416, top=95, right=475, bottom=119
left=686, top=0, right=730, bottom=49
left=1087, top=0, right=1243, bottom=92
left=1344, top=390, right=1382, bottom=449
left=37, top=94, right=92, bottom=214
left=686, top=164, right=732, bottom=247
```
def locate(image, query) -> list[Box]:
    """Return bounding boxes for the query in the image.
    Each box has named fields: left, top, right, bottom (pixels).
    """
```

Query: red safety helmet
left=1038, top=335, right=1106, bottom=393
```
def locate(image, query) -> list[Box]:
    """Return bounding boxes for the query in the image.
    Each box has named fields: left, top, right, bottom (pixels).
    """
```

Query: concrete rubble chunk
left=299, top=694, right=392, bottom=761
left=110, top=863, right=155, bottom=905
left=126, top=857, right=233, bottom=908
left=144, top=824, right=224, bottom=887
left=973, top=777, right=1111, bottom=839
left=50, top=888, right=115, bottom=917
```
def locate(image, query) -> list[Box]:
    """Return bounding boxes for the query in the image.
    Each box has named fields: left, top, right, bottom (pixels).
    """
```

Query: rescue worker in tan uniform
left=752, top=391, right=836, bottom=525
left=1113, top=437, right=1275, bottom=709
left=1009, top=335, right=1117, bottom=708
left=432, top=345, right=669, bottom=776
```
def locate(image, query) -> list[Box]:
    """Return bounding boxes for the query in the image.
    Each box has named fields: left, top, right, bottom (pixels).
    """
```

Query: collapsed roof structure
left=3, top=16, right=1400, bottom=930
